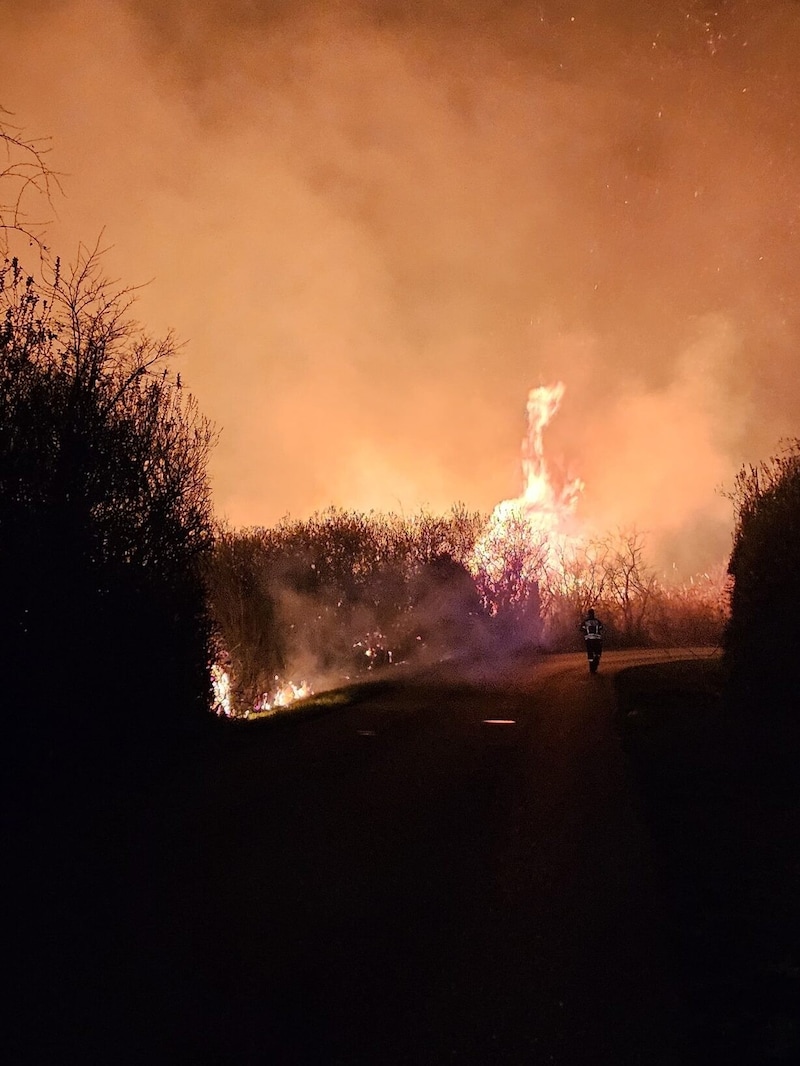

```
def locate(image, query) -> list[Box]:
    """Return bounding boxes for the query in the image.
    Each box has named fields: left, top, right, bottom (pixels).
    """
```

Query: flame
left=211, top=383, right=581, bottom=712
left=210, top=664, right=312, bottom=719
left=520, top=383, right=583, bottom=521
left=252, top=677, right=313, bottom=718
left=471, top=382, right=584, bottom=579
left=211, top=663, right=232, bottom=717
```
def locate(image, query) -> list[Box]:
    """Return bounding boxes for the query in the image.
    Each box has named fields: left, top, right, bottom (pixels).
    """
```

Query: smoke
left=2, top=0, right=799, bottom=574
left=552, top=314, right=747, bottom=570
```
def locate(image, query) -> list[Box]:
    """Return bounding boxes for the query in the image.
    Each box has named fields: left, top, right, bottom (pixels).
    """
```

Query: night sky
left=3, top=0, right=799, bottom=572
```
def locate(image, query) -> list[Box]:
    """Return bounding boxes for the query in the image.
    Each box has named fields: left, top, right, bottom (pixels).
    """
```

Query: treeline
left=726, top=441, right=800, bottom=717
left=205, top=507, right=487, bottom=712
left=205, top=510, right=729, bottom=714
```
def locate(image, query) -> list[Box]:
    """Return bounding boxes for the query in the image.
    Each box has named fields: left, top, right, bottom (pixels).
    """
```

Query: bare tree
left=540, top=537, right=610, bottom=647
left=0, top=109, right=62, bottom=253
left=205, top=528, right=284, bottom=710
left=603, top=528, right=658, bottom=644
left=544, top=537, right=609, bottom=614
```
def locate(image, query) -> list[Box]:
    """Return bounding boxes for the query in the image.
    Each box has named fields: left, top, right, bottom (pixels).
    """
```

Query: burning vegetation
left=207, top=383, right=729, bottom=717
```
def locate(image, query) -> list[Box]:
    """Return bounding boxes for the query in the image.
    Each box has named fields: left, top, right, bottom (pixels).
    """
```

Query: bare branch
left=0, top=108, right=64, bottom=254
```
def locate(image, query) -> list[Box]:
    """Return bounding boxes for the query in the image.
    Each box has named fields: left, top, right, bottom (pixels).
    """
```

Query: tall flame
left=471, top=382, right=583, bottom=579
left=519, top=382, right=583, bottom=523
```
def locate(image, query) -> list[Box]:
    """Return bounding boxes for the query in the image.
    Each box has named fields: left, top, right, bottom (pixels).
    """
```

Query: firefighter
left=580, top=607, right=604, bottom=673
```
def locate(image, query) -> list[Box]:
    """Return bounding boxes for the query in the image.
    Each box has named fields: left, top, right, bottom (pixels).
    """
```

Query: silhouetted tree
left=543, top=536, right=609, bottom=646
left=604, top=528, right=658, bottom=644
left=2, top=117, right=218, bottom=1066
left=725, top=443, right=800, bottom=713
left=1, top=247, right=215, bottom=773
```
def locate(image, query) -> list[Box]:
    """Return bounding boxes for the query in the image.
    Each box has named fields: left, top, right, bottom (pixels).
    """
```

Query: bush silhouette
left=0, top=250, right=215, bottom=783
left=726, top=443, right=800, bottom=713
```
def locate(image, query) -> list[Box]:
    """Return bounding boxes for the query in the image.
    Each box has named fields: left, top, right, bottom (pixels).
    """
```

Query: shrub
left=0, top=249, right=215, bottom=766
left=725, top=443, right=800, bottom=712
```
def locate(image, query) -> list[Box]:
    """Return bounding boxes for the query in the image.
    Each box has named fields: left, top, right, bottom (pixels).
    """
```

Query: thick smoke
left=2, top=0, right=799, bottom=574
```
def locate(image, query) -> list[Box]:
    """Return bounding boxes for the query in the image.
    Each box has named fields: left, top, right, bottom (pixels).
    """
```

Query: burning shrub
left=205, top=506, right=492, bottom=709
left=204, top=528, right=285, bottom=713
left=470, top=508, right=547, bottom=646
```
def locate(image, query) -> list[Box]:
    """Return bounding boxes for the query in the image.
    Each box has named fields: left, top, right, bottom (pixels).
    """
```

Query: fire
left=210, top=383, right=582, bottom=710
left=210, top=664, right=312, bottom=719
left=252, top=677, right=312, bottom=716
left=353, top=631, right=393, bottom=668
left=211, top=663, right=232, bottom=717
left=470, top=382, right=584, bottom=579
left=519, top=383, right=583, bottom=522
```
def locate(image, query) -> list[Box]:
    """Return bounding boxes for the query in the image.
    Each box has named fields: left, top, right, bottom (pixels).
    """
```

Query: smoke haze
left=2, top=0, right=799, bottom=572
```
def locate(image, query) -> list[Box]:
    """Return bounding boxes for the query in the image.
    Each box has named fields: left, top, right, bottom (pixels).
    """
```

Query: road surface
left=47, top=650, right=711, bottom=1063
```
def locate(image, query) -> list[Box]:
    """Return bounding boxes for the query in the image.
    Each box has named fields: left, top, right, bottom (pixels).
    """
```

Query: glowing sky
left=2, top=1, right=799, bottom=572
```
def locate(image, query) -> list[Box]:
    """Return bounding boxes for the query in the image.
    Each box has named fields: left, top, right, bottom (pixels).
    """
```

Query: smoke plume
left=2, top=0, right=799, bottom=573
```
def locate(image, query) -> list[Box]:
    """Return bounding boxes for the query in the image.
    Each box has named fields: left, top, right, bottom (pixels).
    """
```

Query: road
left=58, top=650, right=708, bottom=1063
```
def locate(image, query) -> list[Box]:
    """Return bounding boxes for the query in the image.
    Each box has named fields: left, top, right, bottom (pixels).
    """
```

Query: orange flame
left=252, top=677, right=312, bottom=718
left=519, top=383, right=583, bottom=522
left=210, top=665, right=312, bottom=719
left=211, top=663, right=232, bottom=716
left=471, top=382, right=584, bottom=579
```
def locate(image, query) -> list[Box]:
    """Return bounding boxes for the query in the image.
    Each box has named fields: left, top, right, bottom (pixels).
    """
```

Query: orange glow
left=4, top=3, right=800, bottom=577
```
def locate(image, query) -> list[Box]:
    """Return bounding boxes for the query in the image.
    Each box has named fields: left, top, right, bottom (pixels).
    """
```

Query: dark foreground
left=10, top=650, right=800, bottom=1063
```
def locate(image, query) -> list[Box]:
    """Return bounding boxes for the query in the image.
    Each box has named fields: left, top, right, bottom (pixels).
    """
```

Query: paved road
left=62, top=651, right=708, bottom=1063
